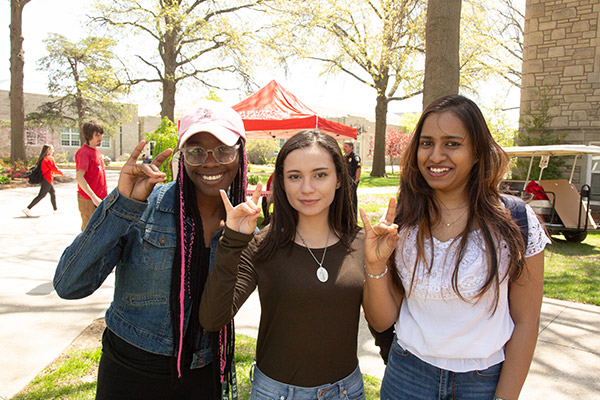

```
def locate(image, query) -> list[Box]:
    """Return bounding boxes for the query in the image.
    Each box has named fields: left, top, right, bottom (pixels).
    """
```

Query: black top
left=345, top=152, right=362, bottom=182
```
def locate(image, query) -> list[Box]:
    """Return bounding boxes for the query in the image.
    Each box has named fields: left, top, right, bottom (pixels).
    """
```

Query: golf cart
left=500, top=144, right=600, bottom=242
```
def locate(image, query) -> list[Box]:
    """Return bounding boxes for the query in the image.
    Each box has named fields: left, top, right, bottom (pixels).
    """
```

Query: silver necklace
left=296, top=230, right=330, bottom=283
left=442, top=209, right=468, bottom=227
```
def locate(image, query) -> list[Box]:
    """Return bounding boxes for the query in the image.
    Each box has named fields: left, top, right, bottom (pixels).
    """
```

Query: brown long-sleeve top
left=199, top=226, right=365, bottom=387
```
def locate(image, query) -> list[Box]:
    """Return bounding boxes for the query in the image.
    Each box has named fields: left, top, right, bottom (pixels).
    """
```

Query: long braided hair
left=170, top=141, right=247, bottom=396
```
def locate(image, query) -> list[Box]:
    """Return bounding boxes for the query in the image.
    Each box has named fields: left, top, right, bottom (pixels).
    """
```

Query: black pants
left=350, top=181, right=358, bottom=217
left=27, top=178, right=56, bottom=210
left=96, top=351, right=217, bottom=400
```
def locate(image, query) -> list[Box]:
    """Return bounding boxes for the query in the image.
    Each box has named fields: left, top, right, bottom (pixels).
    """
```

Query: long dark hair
left=395, top=95, right=526, bottom=309
left=170, top=141, right=246, bottom=396
left=257, top=129, right=358, bottom=260
left=36, top=145, right=52, bottom=165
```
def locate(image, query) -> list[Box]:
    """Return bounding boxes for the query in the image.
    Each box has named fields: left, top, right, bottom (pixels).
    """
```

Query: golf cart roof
left=502, top=144, right=600, bottom=156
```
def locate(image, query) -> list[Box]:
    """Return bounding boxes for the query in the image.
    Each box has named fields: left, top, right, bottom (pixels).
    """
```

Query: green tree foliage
left=29, top=34, right=129, bottom=137
left=270, top=0, right=426, bottom=177
left=92, top=0, right=268, bottom=122
left=144, top=117, right=178, bottom=182
left=513, top=93, right=566, bottom=180
left=246, top=139, right=279, bottom=165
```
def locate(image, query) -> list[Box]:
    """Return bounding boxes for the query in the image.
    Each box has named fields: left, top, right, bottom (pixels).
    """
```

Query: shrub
left=0, top=176, right=10, bottom=184
left=246, top=139, right=279, bottom=165
left=54, top=152, right=69, bottom=163
left=145, top=117, right=178, bottom=183
left=247, top=174, right=260, bottom=185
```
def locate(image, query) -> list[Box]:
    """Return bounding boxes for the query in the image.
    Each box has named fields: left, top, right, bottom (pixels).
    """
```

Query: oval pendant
left=316, top=266, right=328, bottom=283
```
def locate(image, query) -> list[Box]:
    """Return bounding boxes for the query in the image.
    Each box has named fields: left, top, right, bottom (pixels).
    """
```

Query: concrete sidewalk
left=0, top=177, right=599, bottom=399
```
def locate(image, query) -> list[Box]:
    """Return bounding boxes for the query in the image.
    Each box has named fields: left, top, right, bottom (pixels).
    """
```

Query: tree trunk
left=10, top=0, right=28, bottom=162
left=160, top=21, right=178, bottom=122
left=371, top=94, right=388, bottom=177
left=422, top=0, right=462, bottom=110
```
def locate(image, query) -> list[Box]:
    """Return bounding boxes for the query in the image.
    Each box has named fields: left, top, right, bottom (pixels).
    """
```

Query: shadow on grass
left=546, top=238, right=600, bottom=257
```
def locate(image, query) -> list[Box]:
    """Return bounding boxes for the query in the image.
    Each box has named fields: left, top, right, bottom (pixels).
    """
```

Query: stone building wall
left=521, top=0, right=600, bottom=140
left=520, top=0, right=600, bottom=190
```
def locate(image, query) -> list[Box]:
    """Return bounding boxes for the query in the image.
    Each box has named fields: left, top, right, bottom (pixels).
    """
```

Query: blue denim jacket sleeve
left=53, top=188, right=148, bottom=299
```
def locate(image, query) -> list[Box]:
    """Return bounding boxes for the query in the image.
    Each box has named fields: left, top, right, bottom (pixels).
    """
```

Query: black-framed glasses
left=182, top=144, right=240, bottom=165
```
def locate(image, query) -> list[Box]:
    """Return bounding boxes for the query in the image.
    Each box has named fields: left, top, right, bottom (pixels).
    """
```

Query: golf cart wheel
left=562, top=231, right=587, bottom=242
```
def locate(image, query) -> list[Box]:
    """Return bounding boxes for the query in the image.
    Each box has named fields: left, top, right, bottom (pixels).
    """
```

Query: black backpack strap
left=500, top=194, right=529, bottom=247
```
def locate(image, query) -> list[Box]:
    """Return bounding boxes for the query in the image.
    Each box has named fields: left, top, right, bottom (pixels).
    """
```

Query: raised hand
left=360, top=197, right=400, bottom=270
left=117, top=141, right=173, bottom=202
left=220, top=182, right=262, bottom=234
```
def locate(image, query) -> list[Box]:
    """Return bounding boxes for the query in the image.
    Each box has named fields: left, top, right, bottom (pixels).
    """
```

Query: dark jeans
left=27, top=178, right=56, bottom=210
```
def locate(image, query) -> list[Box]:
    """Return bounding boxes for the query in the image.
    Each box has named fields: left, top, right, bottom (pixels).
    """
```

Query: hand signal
left=360, top=197, right=399, bottom=268
left=220, top=181, right=262, bottom=234
left=117, top=141, right=173, bottom=202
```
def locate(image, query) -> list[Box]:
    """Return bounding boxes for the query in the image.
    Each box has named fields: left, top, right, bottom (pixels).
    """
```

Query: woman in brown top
left=200, top=129, right=365, bottom=399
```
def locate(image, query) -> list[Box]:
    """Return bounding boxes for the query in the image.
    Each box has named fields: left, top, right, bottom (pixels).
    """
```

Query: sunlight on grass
left=13, top=335, right=382, bottom=400
left=13, top=349, right=101, bottom=400
left=544, top=230, right=600, bottom=305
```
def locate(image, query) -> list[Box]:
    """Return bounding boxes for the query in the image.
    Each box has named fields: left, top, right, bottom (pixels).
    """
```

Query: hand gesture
left=220, top=182, right=262, bottom=234
left=117, top=141, right=173, bottom=202
left=360, top=198, right=400, bottom=269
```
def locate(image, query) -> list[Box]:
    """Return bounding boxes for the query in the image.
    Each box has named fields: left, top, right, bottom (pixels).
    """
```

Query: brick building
left=0, top=90, right=161, bottom=162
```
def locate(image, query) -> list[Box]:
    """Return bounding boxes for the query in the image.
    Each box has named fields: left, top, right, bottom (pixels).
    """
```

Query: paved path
left=1, top=177, right=599, bottom=399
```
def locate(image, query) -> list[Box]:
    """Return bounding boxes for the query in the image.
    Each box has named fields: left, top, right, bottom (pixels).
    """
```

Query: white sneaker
left=22, top=208, right=32, bottom=217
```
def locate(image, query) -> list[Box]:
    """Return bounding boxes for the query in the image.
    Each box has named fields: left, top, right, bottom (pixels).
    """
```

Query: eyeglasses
left=182, top=144, right=240, bottom=165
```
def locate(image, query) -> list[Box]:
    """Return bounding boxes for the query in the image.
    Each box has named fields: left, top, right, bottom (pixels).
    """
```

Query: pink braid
left=177, top=166, right=186, bottom=379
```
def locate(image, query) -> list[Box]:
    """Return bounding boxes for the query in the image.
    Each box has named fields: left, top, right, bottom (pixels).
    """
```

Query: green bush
left=54, top=151, right=69, bottom=163
left=145, top=117, right=178, bottom=183
left=246, top=139, right=279, bottom=165
left=0, top=176, right=10, bottom=184
left=247, top=174, right=260, bottom=185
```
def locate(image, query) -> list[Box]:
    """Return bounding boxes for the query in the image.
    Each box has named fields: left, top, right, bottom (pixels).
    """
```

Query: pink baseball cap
left=177, top=102, right=246, bottom=148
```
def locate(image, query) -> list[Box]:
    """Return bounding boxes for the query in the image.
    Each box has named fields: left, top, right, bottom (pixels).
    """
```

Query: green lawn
left=13, top=335, right=382, bottom=400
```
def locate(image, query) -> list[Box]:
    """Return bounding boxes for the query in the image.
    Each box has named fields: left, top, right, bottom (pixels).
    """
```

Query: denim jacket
left=54, top=182, right=218, bottom=368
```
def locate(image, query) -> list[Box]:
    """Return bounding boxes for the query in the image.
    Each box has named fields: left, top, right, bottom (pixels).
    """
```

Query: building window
left=61, top=127, right=80, bottom=147
left=60, top=127, right=110, bottom=147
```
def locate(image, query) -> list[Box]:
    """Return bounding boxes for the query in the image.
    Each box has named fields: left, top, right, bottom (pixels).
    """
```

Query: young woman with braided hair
left=54, top=102, right=247, bottom=399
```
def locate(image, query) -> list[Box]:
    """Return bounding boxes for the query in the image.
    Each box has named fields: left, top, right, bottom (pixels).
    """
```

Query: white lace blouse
left=394, top=204, right=550, bottom=372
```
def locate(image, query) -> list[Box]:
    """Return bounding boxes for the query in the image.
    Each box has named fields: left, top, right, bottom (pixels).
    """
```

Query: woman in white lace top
left=361, top=95, right=550, bottom=400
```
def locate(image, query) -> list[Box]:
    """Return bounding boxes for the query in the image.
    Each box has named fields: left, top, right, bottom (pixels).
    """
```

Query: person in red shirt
left=22, top=144, right=64, bottom=217
left=75, top=121, right=108, bottom=230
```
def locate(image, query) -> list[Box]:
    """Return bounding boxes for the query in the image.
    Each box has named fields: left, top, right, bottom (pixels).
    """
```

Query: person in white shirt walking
left=361, top=95, right=550, bottom=400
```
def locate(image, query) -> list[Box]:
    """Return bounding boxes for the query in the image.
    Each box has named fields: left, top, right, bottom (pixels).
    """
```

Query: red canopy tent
left=232, top=80, right=357, bottom=140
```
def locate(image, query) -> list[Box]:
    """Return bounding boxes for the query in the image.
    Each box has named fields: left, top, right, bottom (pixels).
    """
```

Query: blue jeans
left=250, top=363, right=365, bottom=400
left=381, top=340, right=502, bottom=400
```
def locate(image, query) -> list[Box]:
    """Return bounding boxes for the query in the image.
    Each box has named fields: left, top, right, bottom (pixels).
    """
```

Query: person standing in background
left=22, top=144, right=63, bottom=216
left=344, top=142, right=361, bottom=217
left=75, top=121, right=107, bottom=230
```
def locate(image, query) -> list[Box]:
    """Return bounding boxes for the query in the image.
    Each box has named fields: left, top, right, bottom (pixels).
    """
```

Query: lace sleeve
left=525, top=204, right=552, bottom=257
